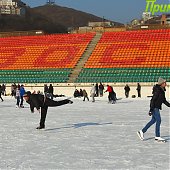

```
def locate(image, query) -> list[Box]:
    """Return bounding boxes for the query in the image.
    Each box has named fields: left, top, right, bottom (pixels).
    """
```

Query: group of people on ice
left=74, top=82, right=105, bottom=99
left=74, top=82, right=117, bottom=103
left=124, top=83, right=141, bottom=98
left=21, top=77, right=169, bottom=139
left=1, top=77, right=169, bottom=143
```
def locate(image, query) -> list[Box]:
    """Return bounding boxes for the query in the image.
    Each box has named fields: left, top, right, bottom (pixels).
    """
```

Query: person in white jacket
left=90, top=84, right=96, bottom=102
left=15, top=85, right=21, bottom=108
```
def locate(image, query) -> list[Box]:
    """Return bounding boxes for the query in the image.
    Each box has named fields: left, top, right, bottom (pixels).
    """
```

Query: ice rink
left=0, top=95, right=169, bottom=170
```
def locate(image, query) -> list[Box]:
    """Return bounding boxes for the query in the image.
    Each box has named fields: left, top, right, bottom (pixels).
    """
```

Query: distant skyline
left=22, top=0, right=169, bottom=23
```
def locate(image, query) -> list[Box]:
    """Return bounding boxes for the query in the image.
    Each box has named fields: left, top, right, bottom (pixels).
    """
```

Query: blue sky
left=22, top=0, right=169, bottom=23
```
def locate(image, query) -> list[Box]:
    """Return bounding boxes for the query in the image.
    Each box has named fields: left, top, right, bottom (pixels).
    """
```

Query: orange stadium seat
left=76, top=29, right=170, bottom=83
left=0, top=33, right=95, bottom=83
left=0, top=33, right=95, bottom=70
left=0, top=30, right=170, bottom=83
left=84, top=29, right=170, bottom=69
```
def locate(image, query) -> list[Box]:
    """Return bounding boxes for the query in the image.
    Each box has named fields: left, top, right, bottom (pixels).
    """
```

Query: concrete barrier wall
left=4, top=83, right=170, bottom=99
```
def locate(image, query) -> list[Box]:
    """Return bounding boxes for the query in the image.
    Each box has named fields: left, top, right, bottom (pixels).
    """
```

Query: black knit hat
left=23, top=91, right=31, bottom=97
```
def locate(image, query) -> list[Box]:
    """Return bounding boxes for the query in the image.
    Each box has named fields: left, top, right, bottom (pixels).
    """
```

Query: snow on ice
left=0, top=95, right=169, bottom=170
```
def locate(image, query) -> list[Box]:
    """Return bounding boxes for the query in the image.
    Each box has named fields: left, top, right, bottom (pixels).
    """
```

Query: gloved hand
left=148, top=111, right=153, bottom=116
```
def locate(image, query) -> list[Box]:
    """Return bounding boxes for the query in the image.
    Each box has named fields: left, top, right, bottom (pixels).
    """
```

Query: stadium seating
left=0, top=29, right=170, bottom=83
left=76, top=29, right=170, bottom=83
left=0, top=33, right=95, bottom=83
left=0, top=69, right=71, bottom=83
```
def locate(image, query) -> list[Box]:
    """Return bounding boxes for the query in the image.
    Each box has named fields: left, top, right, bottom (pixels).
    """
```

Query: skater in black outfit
left=0, top=85, right=4, bottom=102
left=124, top=84, right=130, bottom=98
left=99, top=82, right=104, bottom=97
left=23, top=91, right=73, bottom=129
left=48, top=84, right=54, bottom=100
left=136, top=83, right=141, bottom=98
left=95, top=83, right=99, bottom=97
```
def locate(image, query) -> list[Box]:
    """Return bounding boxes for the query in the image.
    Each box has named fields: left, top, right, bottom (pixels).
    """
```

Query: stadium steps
left=67, top=33, right=102, bottom=83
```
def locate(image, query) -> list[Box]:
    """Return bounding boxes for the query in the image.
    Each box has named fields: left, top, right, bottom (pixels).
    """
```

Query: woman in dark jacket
left=23, top=91, right=73, bottom=129
left=137, top=77, right=170, bottom=142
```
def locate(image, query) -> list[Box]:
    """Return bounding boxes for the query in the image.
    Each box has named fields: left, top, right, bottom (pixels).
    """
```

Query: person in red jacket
left=105, top=85, right=116, bottom=104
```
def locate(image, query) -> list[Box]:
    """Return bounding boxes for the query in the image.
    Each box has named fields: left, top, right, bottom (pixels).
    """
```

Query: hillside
left=0, top=7, right=67, bottom=33
left=0, top=4, right=123, bottom=34
left=32, top=4, right=123, bottom=28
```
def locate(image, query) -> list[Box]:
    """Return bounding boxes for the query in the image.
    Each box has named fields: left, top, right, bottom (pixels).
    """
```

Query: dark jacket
left=48, top=85, right=54, bottom=94
left=150, top=84, right=170, bottom=112
left=124, top=85, right=130, bottom=92
left=26, top=94, right=45, bottom=112
left=26, top=94, right=70, bottom=112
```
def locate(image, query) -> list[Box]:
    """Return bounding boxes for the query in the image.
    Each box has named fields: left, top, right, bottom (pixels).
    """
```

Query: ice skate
left=112, top=100, right=116, bottom=104
left=69, top=100, right=73, bottom=104
left=155, top=137, right=166, bottom=143
left=36, top=126, right=45, bottom=130
left=137, top=130, right=144, bottom=140
left=16, top=105, right=19, bottom=108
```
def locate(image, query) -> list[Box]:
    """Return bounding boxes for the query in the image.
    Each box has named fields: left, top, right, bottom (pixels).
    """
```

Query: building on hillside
left=46, top=0, right=55, bottom=5
left=0, top=0, right=26, bottom=16
left=88, top=21, right=114, bottom=27
left=71, top=21, right=125, bottom=33
left=142, top=12, right=152, bottom=21
left=161, top=14, right=170, bottom=25
left=127, top=14, right=170, bottom=30
left=141, top=12, right=170, bottom=25
left=144, top=14, right=170, bottom=25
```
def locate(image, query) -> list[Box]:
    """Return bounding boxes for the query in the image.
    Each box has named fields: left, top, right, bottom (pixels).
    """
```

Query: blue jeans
left=16, top=96, right=20, bottom=106
left=142, top=108, right=161, bottom=137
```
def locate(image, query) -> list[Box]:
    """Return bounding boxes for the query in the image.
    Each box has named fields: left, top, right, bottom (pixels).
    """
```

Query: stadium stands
left=0, top=29, right=169, bottom=83
left=76, top=29, right=170, bottom=83
left=0, top=33, right=95, bottom=83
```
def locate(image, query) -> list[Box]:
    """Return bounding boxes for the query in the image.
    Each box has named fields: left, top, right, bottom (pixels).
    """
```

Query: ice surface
left=0, top=95, right=169, bottom=170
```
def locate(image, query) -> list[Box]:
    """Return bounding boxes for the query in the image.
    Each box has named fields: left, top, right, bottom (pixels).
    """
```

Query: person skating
left=105, top=85, right=116, bottom=104
left=48, top=84, right=54, bottom=100
left=15, top=85, right=20, bottom=108
left=0, top=85, right=4, bottom=102
left=99, top=82, right=104, bottom=97
left=95, top=83, right=99, bottom=97
left=136, top=83, right=141, bottom=98
left=82, top=89, right=89, bottom=101
left=90, top=84, right=96, bottom=102
left=44, top=84, right=49, bottom=97
left=20, top=85, right=26, bottom=108
left=23, top=91, right=73, bottom=129
left=124, top=84, right=130, bottom=98
left=137, top=77, right=170, bottom=142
